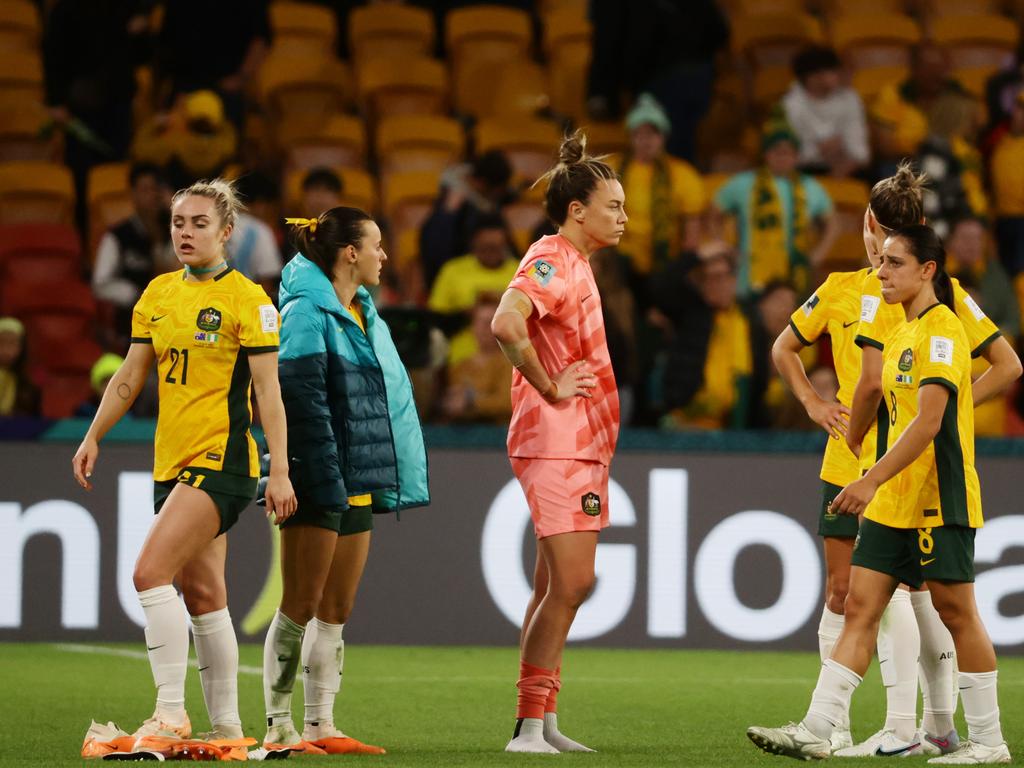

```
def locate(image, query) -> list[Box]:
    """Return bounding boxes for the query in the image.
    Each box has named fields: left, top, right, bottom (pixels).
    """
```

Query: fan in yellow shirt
left=427, top=214, right=518, bottom=316
left=72, top=180, right=296, bottom=743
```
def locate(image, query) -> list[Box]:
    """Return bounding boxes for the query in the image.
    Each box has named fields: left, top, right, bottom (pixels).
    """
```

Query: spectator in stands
left=947, top=216, right=1020, bottom=339
left=301, top=167, right=344, bottom=217
left=43, top=0, right=152, bottom=228
left=133, top=91, right=238, bottom=188
left=441, top=296, right=513, bottom=424
left=782, top=46, right=869, bottom=178
left=155, top=0, right=270, bottom=128
left=654, top=243, right=754, bottom=430
left=428, top=214, right=518, bottom=320
left=591, top=248, right=639, bottom=426
left=615, top=94, right=704, bottom=303
left=420, top=150, right=515, bottom=289
left=0, top=318, right=39, bottom=418
left=92, top=163, right=176, bottom=347
left=713, top=119, right=838, bottom=298
left=990, top=90, right=1024, bottom=277
left=587, top=0, right=728, bottom=161
left=902, top=43, right=968, bottom=125
left=915, top=92, right=987, bottom=240
left=228, top=175, right=284, bottom=298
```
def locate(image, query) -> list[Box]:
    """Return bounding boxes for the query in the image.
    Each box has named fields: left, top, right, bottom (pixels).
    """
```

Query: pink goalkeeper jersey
left=506, top=234, right=620, bottom=465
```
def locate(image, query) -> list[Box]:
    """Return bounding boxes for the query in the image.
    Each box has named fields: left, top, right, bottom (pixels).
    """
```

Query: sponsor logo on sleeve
left=259, top=304, right=279, bottom=333
left=963, top=295, right=987, bottom=321
left=930, top=336, right=953, bottom=365
left=527, top=259, right=556, bottom=287
left=802, top=294, right=819, bottom=317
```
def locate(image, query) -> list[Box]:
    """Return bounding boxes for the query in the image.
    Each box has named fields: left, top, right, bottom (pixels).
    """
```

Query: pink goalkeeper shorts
left=510, top=457, right=610, bottom=539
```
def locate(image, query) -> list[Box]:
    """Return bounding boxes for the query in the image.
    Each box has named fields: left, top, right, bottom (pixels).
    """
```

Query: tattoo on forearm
left=117, top=383, right=131, bottom=401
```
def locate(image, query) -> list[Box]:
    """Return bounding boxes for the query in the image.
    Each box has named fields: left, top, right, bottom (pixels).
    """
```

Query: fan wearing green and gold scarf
left=0, top=317, right=39, bottom=417
left=714, top=122, right=839, bottom=298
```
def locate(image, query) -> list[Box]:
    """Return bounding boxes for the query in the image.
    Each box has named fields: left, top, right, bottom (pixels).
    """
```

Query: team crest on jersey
left=581, top=492, right=601, bottom=516
left=898, top=348, right=914, bottom=372
left=527, top=259, right=556, bottom=286
left=197, top=307, right=222, bottom=332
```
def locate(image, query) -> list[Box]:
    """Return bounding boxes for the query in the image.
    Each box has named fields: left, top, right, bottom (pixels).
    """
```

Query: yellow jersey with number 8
left=131, top=268, right=279, bottom=481
left=864, top=303, right=982, bottom=529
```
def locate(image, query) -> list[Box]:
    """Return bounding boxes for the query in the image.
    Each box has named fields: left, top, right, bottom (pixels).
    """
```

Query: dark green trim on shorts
left=972, top=330, right=1001, bottom=359
left=223, top=351, right=252, bottom=476
left=789, top=320, right=812, bottom=347
left=856, top=335, right=884, bottom=351
left=153, top=466, right=257, bottom=536
left=818, top=480, right=859, bottom=538
left=934, top=395, right=970, bottom=527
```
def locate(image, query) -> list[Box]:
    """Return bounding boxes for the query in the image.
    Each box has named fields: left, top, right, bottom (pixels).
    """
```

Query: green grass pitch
left=0, top=643, right=1021, bottom=766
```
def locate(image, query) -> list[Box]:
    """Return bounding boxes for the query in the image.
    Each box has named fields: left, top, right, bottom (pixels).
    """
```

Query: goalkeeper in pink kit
left=491, top=130, right=626, bottom=754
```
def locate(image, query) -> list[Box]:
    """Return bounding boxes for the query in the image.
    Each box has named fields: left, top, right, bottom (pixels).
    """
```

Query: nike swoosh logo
left=927, top=737, right=951, bottom=749
left=198, top=665, right=210, bottom=672
left=875, top=743, right=919, bottom=757
left=920, top=558, right=936, bottom=565
left=843, top=320, right=857, bottom=328
left=147, top=644, right=165, bottom=651
left=151, top=314, right=167, bottom=322
left=277, top=655, right=290, bottom=662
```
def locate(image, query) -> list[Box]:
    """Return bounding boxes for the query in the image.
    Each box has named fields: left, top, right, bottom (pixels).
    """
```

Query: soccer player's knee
left=841, top=589, right=875, bottom=626
left=930, top=594, right=973, bottom=633
left=180, top=578, right=224, bottom=616
left=556, top=572, right=595, bottom=609
left=826, top=578, right=849, bottom=614
left=133, top=559, right=165, bottom=592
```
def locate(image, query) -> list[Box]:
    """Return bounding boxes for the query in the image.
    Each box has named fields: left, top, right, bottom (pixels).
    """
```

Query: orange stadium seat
left=752, top=65, right=793, bottom=116
left=818, top=177, right=870, bottom=234
left=447, top=5, right=533, bottom=116
left=953, top=65, right=1000, bottom=99
left=0, top=0, right=40, bottom=53
left=538, top=0, right=588, bottom=17
left=821, top=0, right=906, bottom=17
left=731, top=12, right=824, bottom=69
left=923, top=0, right=1002, bottom=18
left=383, top=171, right=440, bottom=264
left=0, top=51, right=43, bottom=108
left=284, top=166, right=377, bottom=216
left=277, top=114, right=367, bottom=172
left=358, top=56, right=448, bottom=120
left=86, top=163, right=132, bottom=258
left=729, top=0, right=807, bottom=13
left=269, top=2, right=337, bottom=55
left=545, top=14, right=591, bottom=123
left=581, top=122, right=629, bottom=156
left=492, top=62, right=550, bottom=117
left=851, top=65, right=909, bottom=100
left=820, top=230, right=869, bottom=273
left=504, top=183, right=547, bottom=255
left=0, top=103, right=56, bottom=161
left=376, top=115, right=464, bottom=178
left=931, top=15, right=1020, bottom=69
left=349, top=3, right=434, bottom=63
left=0, top=161, right=74, bottom=225
left=475, top=118, right=562, bottom=184
left=543, top=11, right=591, bottom=57
left=830, top=14, right=921, bottom=72
left=259, top=53, right=352, bottom=120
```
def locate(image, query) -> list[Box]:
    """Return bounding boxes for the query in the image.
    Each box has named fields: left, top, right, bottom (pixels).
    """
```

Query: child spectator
left=0, top=318, right=39, bottom=418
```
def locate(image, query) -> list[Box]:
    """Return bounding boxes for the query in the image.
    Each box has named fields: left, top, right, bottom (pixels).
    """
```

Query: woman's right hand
left=72, top=437, right=99, bottom=491
left=545, top=360, right=598, bottom=402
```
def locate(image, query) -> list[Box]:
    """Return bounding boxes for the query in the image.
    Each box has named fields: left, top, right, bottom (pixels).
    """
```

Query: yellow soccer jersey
left=853, top=272, right=1000, bottom=469
left=790, top=268, right=868, bottom=486
left=864, top=303, right=982, bottom=530
left=131, top=268, right=279, bottom=481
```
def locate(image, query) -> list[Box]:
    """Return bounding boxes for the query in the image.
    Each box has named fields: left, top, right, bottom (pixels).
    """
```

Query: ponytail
left=933, top=269, right=955, bottom=313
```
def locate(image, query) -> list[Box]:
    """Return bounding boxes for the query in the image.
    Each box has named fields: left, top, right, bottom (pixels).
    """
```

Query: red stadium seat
left=0, top=222, right=81, bottom=283
left=2, top=279, right=96, bottom=359
left=40, top=372, right=94, bottom=419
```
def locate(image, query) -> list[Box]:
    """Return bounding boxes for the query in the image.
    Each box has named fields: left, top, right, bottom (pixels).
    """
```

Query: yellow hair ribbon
left=285, top=217, right=318, bottom=234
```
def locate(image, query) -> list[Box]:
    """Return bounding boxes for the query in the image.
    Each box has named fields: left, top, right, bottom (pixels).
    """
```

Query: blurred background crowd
left=2, top=0, right=1024, bottom=437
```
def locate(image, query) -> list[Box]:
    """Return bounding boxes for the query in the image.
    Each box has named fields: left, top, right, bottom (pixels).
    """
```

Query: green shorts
left=154, top=467, right=258, bottom=536
left=281, top=500, right=374, bottom=536
left=851, top=517, right=976, bottom=588
left=818, top=481, right=859, bottom=538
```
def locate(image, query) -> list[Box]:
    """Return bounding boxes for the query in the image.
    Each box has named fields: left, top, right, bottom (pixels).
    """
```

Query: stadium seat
left=931, top=15, right=1020, bottom=69
left=268, top=2, right=336, bottom=55
left=37, top=336, right=104, bottom=373
left=491, top=62, right=550, bottom=117
left=821, top=0, right=906, bottom=17
left=818, top=177, right=870, bottom=235
left=376, top=115, right=464, bottom=178
left=953, top=65, right=999, bottom=99
left=0, top=161, right=75, bottom=225
left=358, top=56, right=448, bottom=121
left=41, top=372, right=94, bottom=419
left=851, top=65, right=909, bottom=101
left=923, top=0, right=1002, bottom=18
left=752, top=65, right=794, bottom=116
left=538, top=0, right=588, bottom=17
left=349, top=4, right=434, bottom=63
left=476, top=119, right=562, bottom=184
left=547, top=44, right=591, bottom=122
left=582, top=121, right=630, bottom=156
left=505, top=183, right=547, bottom=255
left=259, top=53, right=352, bottom=120
left=2, top=278, right=96, bottom=360
left=86, top=163, right=133, bottom=258
left=820, top=230, right=869, bottom=273
left=830, top=14, right=921, bottom=72
left=731, top=12, right=824, bottom=69
left=0, top=221, right=80, bottom=284
left=446, top=5, right=533, bottom=116
left=284, top=166, right=377, bottom=216
left=383, top=171, right=440, bottom=259
left=0, top=0, right=39, bottom=53
left=277, top=114, right=367, bottom=172
left=0, top=51, right=43, bottom=106
left=543, top=11, right=591, bottom=58
left=0, top=103, right=56, bottom=161
left=730, top=0, right=807, bottom=13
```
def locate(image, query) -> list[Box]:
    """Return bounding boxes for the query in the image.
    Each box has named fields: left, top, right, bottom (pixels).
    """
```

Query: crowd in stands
left=3, top=0, right=1024, bottom=438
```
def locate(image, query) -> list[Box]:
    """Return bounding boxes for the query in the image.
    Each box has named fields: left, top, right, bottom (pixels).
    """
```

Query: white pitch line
left=53, top=643, right=263, bottom=676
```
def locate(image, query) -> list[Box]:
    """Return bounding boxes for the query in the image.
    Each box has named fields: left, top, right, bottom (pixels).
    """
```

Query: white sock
left=263, top=610, right=305, bottom=726
left=877, top=590, right=919, bottom=741
left=958, top=671, right=1004, bottom=747
left=818, top=605, right=845, bottom=664
left=911, top=591, right=956, bottom=736
left=543, top=712, right=594, bottom=752
left=302, top=618, right=344, bottom=726
left=138, top=585, right=189, bottom=724
left=804, top=659, right=862, bottom=739
left=191, top=607, right=241, bottom=730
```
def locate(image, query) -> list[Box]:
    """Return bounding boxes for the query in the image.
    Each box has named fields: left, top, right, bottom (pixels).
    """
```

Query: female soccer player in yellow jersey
left=748, top=224, right=1016, bottom=764
left=72, top=179, right=297, bottom=741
